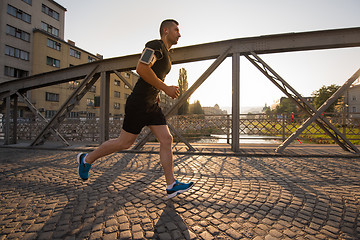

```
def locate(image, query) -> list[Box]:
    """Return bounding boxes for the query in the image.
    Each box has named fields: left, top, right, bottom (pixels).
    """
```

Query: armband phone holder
left=140, top=48, right=156, bottom=65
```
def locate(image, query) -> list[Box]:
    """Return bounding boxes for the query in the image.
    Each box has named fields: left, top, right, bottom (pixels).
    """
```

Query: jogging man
left=77, top=19, right=194, bottom=199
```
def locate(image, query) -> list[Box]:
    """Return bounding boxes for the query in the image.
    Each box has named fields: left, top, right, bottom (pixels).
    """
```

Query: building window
left=5, top=45, right=29, bottom=61
left=4, top=66, right=28, bottom=78
left=87, top=98, right=94, bottom=106
left=87, top=112, right=95, bottom=119
left=114, top=91, right=121, bottom=98
left=46, top=92, right=59, bottom=102
left=353, top=107, right=357, bottom=113
left=41, top=22, right=59, bottom=37
left=124, top=72, right=130, bottom=78
left=352, top=96, right=357, bottom=101
left=6, top=25, right=30, bottom=42
left=45, top=110, right=57, bottom=118
left=47, top=39, right=61, bottom=51
left=46, top=56, right=60, bottom=68
left=88, top=56, right=96, bottom=62
left=125, top=93, right=130, bottom=99
left=114, top=103, right=121, bottom=109
left=70, top=48, right=81, bottom=59
left=94, top=96, right=100, bottom=107
left=42, top=4, right=59, bottom=20
left=22, top=0, right=32, bottom=5
left=125, top=84, right=130, bottom=89
left=68, top=112, right=79, bottom=118
left=114, top=80, right=121, bottom=86
left=7, top=5, right=31, bottom=23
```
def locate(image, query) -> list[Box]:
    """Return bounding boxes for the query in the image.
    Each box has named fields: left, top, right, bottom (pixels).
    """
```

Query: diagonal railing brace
left=245, top=53, right=347, bottom=151
left=276, top=68, right=360, bottom=153
left=16, top=92, right=70, bottom=146
left=31, top=65, right=100, bottom=146
left=245, top=52, right=360, bottom=153
left=113, top=70, right=134, bottom=90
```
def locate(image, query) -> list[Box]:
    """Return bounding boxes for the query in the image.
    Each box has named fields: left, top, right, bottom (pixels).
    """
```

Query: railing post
left=342, top=109, right=346, bottom=137
left=12, top=94, right=18, bottom=144
left=282, top=113, right=286, bottom=141
left=4, top=96, right=10, bottom=145
left=232, top=52, right=240, bottom=152
left=100, top=71, right=110, bottom=143
left=227, top=114, right=230, bottom=144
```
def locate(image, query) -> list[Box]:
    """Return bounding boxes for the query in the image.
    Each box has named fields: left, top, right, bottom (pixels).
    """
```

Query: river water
left=197, top=134, right=282, bottom=144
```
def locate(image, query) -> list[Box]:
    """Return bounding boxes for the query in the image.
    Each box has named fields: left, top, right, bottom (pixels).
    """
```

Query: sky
left=55, top=0, right=360, bottom=112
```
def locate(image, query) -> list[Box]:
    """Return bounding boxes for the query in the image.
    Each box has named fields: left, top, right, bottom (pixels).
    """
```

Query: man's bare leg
left=85, top=129, right=138, bottom=164
left=150, top=125, right=194, bottom=198
left=149, top=125, right=175, bottom=185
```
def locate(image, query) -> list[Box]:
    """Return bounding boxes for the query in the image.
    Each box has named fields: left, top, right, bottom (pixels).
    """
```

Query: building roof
left=48, top=0, right=67, bottom=11
left=349, top=83, right=360, bottom=90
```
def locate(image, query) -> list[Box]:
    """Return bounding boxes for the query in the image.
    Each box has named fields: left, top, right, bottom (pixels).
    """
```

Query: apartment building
left=345, top=84, right=360, bottom=118
left=1, top=0, right=139, bottom=119
left=0, top=0, right=66, bottom=83
left=30, top=29, right=138, bottom=119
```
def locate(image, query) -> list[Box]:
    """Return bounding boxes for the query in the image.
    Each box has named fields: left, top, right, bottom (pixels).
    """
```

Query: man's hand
left=165, top=85, right=180, bottom=99
left=136, top=62, right=180, bottom=99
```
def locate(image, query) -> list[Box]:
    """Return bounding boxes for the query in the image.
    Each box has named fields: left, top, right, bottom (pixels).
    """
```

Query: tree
left=274, top=97, right=297, bottom=115
left=312, top=84, right=340, bottom=113
left=177, top=68, right=189, bottom=115
left=189, top=100, right=204, bottom=114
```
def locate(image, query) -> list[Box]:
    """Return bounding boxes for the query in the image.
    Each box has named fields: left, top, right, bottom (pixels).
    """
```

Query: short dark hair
left=160, top=19, right=179, bottom=36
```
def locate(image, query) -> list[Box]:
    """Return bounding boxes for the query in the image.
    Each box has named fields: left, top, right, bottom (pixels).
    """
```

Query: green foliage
left=177, top=68, right=189, bottom=115
left=275, top=97, right=297, bottom=115
left=265, top=84, right=341, bottom=118
left=259, top=118, right=360, bottom=145
left=312, top=84, right=340, bottom=113
left=176, top=68, right=205, bottom=115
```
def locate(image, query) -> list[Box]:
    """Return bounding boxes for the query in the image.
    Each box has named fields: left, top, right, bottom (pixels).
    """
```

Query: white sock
left=166, top=181, right=176, bottom=189
left=84, top=154, right=90, bottom=165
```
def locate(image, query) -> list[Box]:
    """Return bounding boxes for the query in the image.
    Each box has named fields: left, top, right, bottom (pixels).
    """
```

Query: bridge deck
left=0, top=145, right=359, bottom=239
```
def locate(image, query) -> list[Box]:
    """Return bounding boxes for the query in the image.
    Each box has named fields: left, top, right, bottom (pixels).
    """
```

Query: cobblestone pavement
left=0, top=148, right=359, bottom=240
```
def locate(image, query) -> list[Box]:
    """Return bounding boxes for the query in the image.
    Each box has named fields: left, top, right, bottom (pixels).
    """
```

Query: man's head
left=160, top=19, right=181, bottom=46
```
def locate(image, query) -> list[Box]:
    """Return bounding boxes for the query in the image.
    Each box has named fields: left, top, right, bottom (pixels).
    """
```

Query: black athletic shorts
left=122, top=100, right=167, bottom=135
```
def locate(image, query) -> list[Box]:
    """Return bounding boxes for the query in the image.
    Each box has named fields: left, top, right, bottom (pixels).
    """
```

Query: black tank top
left=128, top=40, right=171, bottom=108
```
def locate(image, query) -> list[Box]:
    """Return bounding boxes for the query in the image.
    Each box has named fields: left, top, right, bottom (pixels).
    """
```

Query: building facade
left=0, top=0, right=66, bottom=83
left=1, top=0, right=139, bottom=119
left=29, top=29, right=137, bottom=120
left=345, top=84, right=360, bottom=118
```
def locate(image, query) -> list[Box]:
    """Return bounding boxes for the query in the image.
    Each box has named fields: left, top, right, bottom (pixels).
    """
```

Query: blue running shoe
left=167, top=180, right=194, bottom=199
left=77, top=153, right=91, bottom=180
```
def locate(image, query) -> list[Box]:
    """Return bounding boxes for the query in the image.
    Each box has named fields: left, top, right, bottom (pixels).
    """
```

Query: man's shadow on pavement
left=34, top=152, right=193, bottom=239
left=154, top=201, right=190, bottom=240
